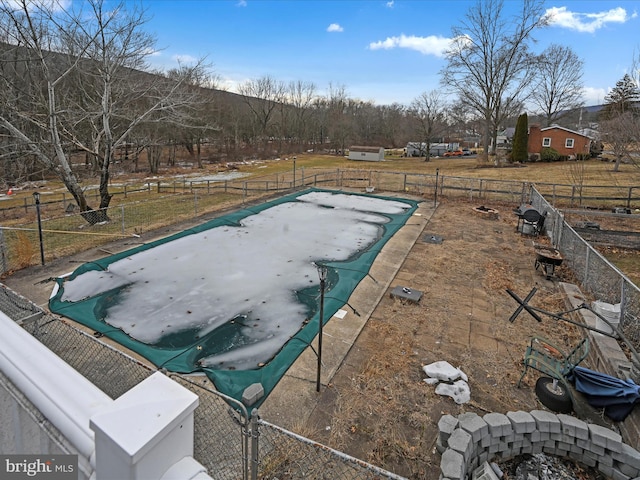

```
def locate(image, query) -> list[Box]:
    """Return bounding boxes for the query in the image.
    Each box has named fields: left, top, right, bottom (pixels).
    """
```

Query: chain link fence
left=0, top=283, right=405, bottom=479
left=254, top=415, right=407, bottom=480
left=0, top=169, right=533, bottom=274
left=529, top=186, right=640, bottom=368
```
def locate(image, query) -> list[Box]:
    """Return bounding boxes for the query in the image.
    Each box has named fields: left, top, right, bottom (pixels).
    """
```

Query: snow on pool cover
left=49, top=189, right=419, bottom=407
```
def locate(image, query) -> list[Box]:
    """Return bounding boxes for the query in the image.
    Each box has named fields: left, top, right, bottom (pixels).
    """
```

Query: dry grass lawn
left=2, top=154, right=638, bottom=479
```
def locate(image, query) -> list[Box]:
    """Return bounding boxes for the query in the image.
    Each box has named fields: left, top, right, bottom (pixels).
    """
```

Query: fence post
left=628, top=187, right=633, bottom=209
left=621, top=281, right=627, bottom=328
left=0, top=229, right=6, bottom=275
left=250, top=410, right=259, bottom=480
left=194, top=191, right=198, bottom=215
left=584, top=247, right=590, bottom=287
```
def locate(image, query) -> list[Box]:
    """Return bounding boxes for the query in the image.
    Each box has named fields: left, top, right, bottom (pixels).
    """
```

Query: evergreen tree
left=512, top=113, right=529, bottom=162
left=601, top=74, right=640, bottom=119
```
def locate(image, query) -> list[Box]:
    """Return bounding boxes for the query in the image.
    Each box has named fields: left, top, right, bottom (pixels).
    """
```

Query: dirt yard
left=290, top=197, right=602, bottom=479
left=1, top=193, right=612, bottom=480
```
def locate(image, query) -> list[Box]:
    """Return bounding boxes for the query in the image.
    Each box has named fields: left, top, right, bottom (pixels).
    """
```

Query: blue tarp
left=569, top=366, right=640, bottom=421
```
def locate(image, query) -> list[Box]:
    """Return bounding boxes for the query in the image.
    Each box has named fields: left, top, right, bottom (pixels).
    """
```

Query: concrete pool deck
left=259, top=197, right=436, bottom=421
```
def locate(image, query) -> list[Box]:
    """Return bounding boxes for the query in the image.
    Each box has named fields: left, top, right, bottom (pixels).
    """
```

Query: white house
left=348, top=146, right=384, bottom=161
left=491, top=127, right=515, bottom=150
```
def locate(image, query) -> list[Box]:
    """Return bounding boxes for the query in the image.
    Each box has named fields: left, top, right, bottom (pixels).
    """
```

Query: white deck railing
left=0, top=311, right=212, bottom=480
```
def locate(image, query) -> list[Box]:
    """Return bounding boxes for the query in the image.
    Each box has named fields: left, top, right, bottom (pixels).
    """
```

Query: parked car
left=443, top=149, right=464, bottom=157
left=462, top=148, right=472, bottom=156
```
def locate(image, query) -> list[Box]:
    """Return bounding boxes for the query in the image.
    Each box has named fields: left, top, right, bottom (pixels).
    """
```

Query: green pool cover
left=49, top=189, right=418, bottom=408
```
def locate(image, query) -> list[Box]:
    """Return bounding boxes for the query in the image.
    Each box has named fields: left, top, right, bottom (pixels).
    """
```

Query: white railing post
left=90, top=372, right=201, bottom=480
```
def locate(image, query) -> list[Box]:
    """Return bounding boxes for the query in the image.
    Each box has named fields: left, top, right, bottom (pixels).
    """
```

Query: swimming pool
left=49, top=189, right=418, bottom=407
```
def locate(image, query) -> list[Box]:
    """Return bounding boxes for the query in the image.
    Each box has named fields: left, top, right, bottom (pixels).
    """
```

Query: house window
left=542, top=137, right=551, bottom=147
left=565, top=138, right=574, bottom=148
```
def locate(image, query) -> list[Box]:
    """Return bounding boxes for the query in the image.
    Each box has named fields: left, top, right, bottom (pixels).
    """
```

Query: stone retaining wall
left=437, top=410, right=640, bottom=480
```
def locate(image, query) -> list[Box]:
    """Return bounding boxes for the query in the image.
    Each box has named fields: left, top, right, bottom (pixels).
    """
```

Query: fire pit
left=473, top=205, right=499, bottom=220
left=534, top=243, right=563, bottom=279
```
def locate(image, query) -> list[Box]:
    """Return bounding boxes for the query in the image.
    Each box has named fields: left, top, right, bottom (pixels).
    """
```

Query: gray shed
left=348, top=146, right=385, bottom=161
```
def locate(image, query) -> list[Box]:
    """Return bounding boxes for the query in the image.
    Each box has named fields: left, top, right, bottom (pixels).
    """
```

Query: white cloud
left=173, top=54, right=198, bottom=65
left=369, top=34, right=452, bottom=57
left=237, top=0, right=247, bottom=6
left=5, top=0, right=71, bottom=13
left=582, top=86, right=607, bottom=106
left=386, top=1, right=394, bottom=8
left=327, top=23, right=344, bottom=32
left=544, top=6, right=635, bottom=33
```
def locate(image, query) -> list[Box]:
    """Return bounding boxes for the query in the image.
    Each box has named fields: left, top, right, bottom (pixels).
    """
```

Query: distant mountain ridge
left=581, top=104, right=604, bottom=113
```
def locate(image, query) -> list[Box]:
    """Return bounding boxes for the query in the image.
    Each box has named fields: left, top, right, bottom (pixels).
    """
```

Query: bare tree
left=632, top=49, right=640, bottom=92
left=166, top=64, right=221, bottom=168
left=441, top=0, right=547, bottom=161
left=325, top=83, right=353, bottom=154
left=285, top=80, right=317, bottom=150
left=0, top=0, right=205, bottom=223
left=0, top=0, right=96, bottom=216
left=378, top=103, right=409, bottom=148
left=531, top=44, right=584, bottom=126
left=237, top=75, right=286, bottom=151
left=601, top=112, right=640, bottom=171
left=351, top=99, right=380, bottom=145
left=599, top=65, right=640, bottom=171
left=408, top=91, right=448, bottom=161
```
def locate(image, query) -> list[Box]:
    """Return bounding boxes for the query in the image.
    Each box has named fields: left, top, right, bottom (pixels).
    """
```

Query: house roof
left=501, top=127, right=516, bottom=137
left=349, top=146, right=384, bottom=153
left=539, top=125, right=592, bottom=139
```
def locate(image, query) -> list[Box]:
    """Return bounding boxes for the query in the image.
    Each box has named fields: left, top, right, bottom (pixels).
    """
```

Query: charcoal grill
left=513, top=204, right=545, bottom=235
left=534, top=244, right=563, bottom=279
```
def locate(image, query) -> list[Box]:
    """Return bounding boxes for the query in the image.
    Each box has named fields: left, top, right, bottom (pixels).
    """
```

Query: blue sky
left=142, top=0, right=639, bottom=108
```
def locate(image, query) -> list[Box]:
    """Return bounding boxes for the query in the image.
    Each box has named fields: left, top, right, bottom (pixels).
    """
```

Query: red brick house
left=528, top=124, right=592, bottom=158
